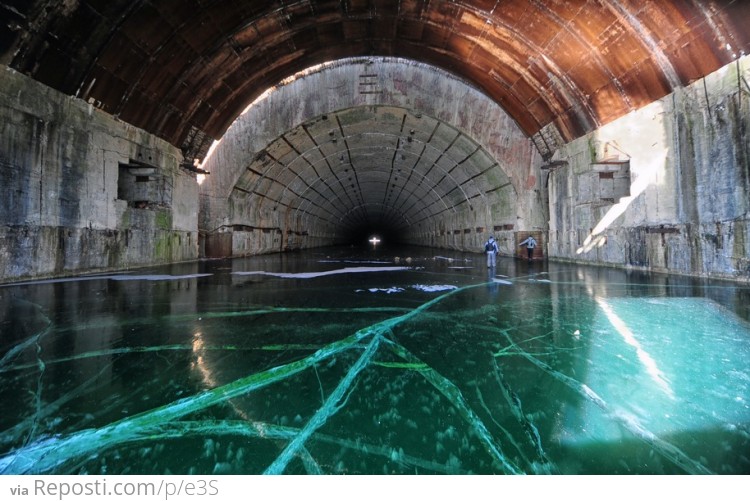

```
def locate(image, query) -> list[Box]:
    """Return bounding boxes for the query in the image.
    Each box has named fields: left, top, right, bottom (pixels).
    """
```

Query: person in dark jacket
left=485, top=236, right=499, bottom=268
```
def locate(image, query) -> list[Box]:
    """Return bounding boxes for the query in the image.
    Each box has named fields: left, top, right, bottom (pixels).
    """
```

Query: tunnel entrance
left=203, top=105, right=520, bottom=258
left=345, top=224, right=406, bottom=248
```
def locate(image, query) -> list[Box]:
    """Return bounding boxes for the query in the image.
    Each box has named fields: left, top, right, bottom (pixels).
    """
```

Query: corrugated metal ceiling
left=1, top=0, right=748, bottom=162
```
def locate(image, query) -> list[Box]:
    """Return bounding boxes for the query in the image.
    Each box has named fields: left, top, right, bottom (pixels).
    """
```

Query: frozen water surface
left=0, top=246, right=748, bottom=474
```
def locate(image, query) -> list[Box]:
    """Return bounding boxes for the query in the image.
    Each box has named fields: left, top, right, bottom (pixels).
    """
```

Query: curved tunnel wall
left=199, top=58, right=544, bottom=257
left=228, top=105, right=520, bottom=252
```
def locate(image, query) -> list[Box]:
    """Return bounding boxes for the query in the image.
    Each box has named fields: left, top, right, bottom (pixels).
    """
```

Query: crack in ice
left=493, top=329, right=713, bottom=475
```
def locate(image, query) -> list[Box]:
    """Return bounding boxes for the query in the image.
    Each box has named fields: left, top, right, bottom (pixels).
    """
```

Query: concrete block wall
left=0, top=67, right=199, bottom=283
left=547, top=56, right=750, bottom=281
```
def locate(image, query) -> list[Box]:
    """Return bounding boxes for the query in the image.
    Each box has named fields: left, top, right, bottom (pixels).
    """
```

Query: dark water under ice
left=1, top=245, right=749, bottom=475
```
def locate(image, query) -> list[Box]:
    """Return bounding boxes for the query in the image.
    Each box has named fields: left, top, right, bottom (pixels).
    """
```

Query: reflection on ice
left=569, top=298, right=750, bottom=439
left=495, top=330, right=713, bottom=475
left=595, top=297, right=675, bottom=399
left=0, top=274, right=212, bottom=287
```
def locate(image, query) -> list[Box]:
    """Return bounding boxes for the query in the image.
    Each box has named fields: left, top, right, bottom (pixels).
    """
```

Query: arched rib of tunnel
left=227, top=106, right=516, bottom=249
left=4, top=1, right=747, bottom=165
left=199, top=58, right=539, bottom=258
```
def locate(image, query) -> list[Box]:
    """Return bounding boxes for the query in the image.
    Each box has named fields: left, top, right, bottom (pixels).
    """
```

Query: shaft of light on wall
left=197, top=139, right=223, bottom=185
left=577, top=153, right=668, bottom=255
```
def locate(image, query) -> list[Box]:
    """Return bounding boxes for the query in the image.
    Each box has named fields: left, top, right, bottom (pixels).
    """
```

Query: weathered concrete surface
left=3, top=49, right=746, bottom=283
left=547, top=55, right=750, bottom=281
left=199, top=58, right=542, bottom=257
left=0, top=66, right=199, bottom=283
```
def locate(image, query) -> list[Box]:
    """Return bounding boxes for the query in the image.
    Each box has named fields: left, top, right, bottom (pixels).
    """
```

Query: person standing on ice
left=519, top=235, right=537, bottom=262
left=485, top=236, right=499, bottom=268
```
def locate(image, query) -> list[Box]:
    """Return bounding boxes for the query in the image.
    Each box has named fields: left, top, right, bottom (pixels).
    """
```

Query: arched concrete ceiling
left=230, top=105, right=514, bottom=236
left=200, top=57, right=529, bottom=242
left=2, top=1, right=749, bottom=163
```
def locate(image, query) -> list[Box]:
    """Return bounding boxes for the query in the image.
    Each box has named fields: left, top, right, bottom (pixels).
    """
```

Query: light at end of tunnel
left=369, top=236, right=381, bottom=246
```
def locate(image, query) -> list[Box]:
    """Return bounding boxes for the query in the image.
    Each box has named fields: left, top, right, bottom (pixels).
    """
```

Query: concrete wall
left=4, top=50, right=746, bottom=283
left=547, top=56, right=750, bottom=281
left=0, top=67, right=199, bottom=283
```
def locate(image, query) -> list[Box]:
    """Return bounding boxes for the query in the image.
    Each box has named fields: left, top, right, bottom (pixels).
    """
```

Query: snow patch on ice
left=110, top=274, right=213, bottom=281
left=233, top=266, right=411, bottom=279
left=411, top=284, right=458, bottom=292
left=356, top=284, right=458, bottom=293
left=434, top=256, right=471, bottom=262
left=318, top=260, right=392, bottom=264
left=356, top=287, right=405, bottom=294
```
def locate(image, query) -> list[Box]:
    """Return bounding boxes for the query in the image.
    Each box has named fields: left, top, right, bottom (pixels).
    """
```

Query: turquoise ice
left=0, top=247, right=748, bottom=474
